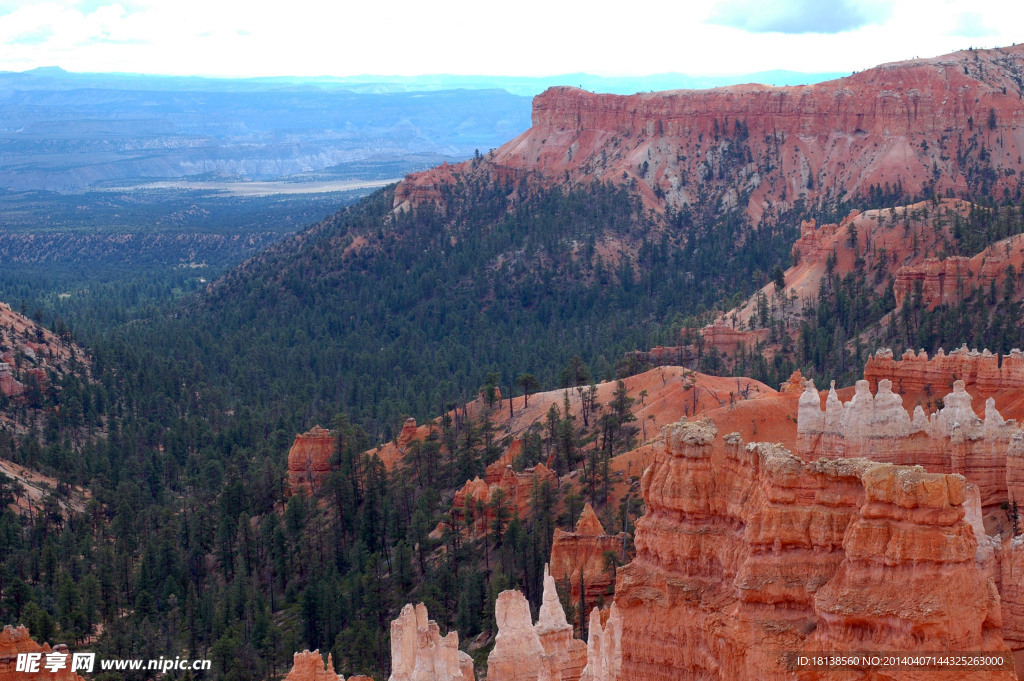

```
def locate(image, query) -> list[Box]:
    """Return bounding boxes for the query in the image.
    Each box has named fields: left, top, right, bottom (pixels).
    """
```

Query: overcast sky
left=0, top=0, right=1021, bottom=78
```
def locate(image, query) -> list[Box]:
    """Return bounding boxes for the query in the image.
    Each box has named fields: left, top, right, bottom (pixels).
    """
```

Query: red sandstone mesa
left=396, top=46, right=1024, bottom=219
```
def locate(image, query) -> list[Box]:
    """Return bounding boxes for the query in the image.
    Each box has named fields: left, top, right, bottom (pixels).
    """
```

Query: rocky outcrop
left=450, top=462, right=557, bottom=536
left=893, top=256, right=974, bottom=308
left=485, top=578, right=589, bottom=681
left=283, top=650, right=342, bottom=681
left=579, top=606, right=621, bottom=681
left=0, top=625, right=85, bottom=681
left=549, top=505, right=624, bottom=617
left=613, top=417, right=1014, bottom=680
left=389, top=603, right=474, bottom=681
left=893, top=232, right=1024, bottom=310
left=398, top=418, right=419, bottom=449
left=536, top=567, right=587, bottom=681
left=487, top=590, right=545, bottom=681
left=287, top=425, right=335, bottom=496
left=797, top=376, right=1021, bottom=510
left=864, top=346, right=1024, bottom=395
left=397, top=46, right=1024, bottom=218
left=700, top=322, right=766, bottom=356
left=0, top=363, right=22, bottom=398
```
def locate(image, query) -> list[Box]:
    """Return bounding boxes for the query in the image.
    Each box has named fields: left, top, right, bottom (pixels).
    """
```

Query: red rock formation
left=699, top=200, right=976, bottom=362
left=397, top=46, right=1024, bottom=219
left=397, top=418, right=419, bottom=449
left=287, top=425, right=334, bottom=496
left=865, top=346, right=1024, bottom=395
left=487, top=590, right=545, bottom=681
left=893, top=233, right=1024, bottom=310
left=613, top=418, right=1015, bottom=681
left=536, top=566, right=587, bottom=681
left=797, top=375, right=1023, bottom=511
left=700, top=321, right=766, bottom=356
left=0, top=363, right=22, bottom=398
left=549, top=505, right=624, bottom=617
left=283, top=650, right=341, bottom=681
left=894, top=256, right=974, bottom=308
left=450, top=462, right=557, bottom=536
left=999, top=537, right=1024, bottom=656
left=0, top=625, right=86, bottom=681
left=389, top=603, right=474, bottom=681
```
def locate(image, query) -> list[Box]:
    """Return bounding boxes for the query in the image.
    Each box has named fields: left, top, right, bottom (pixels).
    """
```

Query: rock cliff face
left=287, top=426, right=335, bottom=496
left=999, top=536, right=1024, bottom=654
left=283, top=650, right=342, bottom=681
left=613, top=418, right=1014, bottom=680
left=864, top=346, right=1024, bottom=395
left=549, top=504, right=624, bottom=617
left=797, top=375, right=1021, bottom=510
left=396, top=46, right=1024, bottom=218
left=389, top=603, right=474, bottom=681
left=0, top=625, right=85, bottom=681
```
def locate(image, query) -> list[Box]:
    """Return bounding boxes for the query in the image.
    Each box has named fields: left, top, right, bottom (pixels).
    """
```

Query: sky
left=0, top=0, right=1021, bottom=78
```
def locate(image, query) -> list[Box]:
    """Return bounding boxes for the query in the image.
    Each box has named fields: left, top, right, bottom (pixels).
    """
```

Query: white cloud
left=0, top=0, right=1021, bottom=77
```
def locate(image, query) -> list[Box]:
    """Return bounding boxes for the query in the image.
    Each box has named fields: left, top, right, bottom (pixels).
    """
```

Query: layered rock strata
left=549, top=505, right=624, bottom=617
left=864, top=346, right=1024, bottom=395
left=396, top=46, right=1024, bottom=217
left=613, top=418, right=1014, bottom=680
left=389, top=603, right=474, bottom=681
left=797, top=377, right=1021, bottom=509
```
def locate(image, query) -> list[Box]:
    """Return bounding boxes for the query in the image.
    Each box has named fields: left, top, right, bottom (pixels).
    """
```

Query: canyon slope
left=397, top=45, right=1024, bottom=218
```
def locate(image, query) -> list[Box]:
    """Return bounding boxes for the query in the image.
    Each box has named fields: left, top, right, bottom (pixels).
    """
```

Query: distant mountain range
left=0, top=67, right=844, bottom=192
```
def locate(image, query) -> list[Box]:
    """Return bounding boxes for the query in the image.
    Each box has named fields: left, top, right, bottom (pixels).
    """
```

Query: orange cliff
left=548, top=505, right=624, bottom=617
left=395, top=46, right=1024, bottom=217
left=613, top=418, right=1015, bottom=681
left=0, top=625, right=86, bottom=681
left=865, top=346, right=1024, bottom=396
